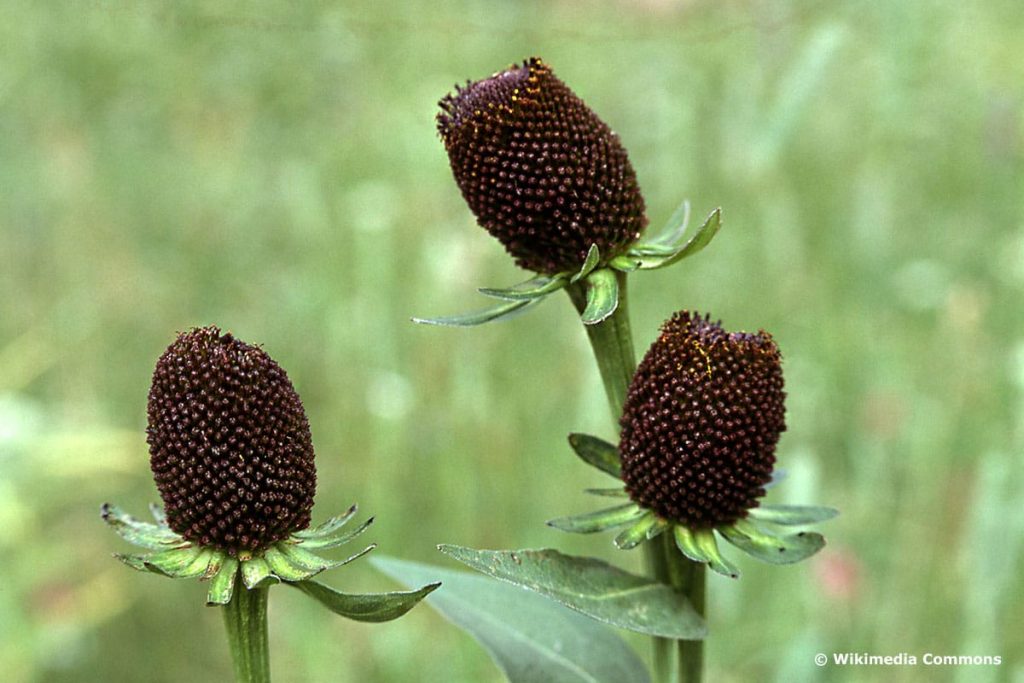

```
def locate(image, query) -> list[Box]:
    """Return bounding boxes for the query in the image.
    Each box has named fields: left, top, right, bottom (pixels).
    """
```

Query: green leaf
left=142, top=545, right=204, bottom=577
left=240, top=556, right=279, bottom=589
left=290, top=579, right=440, bottom=623
left=609, top=255, right=640, bottom=272
left=748, top=504, right=839, bottom=526
left=637, top=208, right=722, bottom=270
left=547, top=503, right=644, bottom=534
left=636, top=198, right=691, bottom=252
left=207, top=557, right=239, bottom=605
left=437, top=546, right=706, bottom=640
left=101, top=504, right=186, bottom=550
left=673, top=527, right=739, bottom=579
left=720, top=521, right=826, bottom=565
left=479, top=276, right=567, bottom=301
left=584, top=487, right=628, bottom=498
left=114, top=553, right=151, bottom=573
left=294, top=505, right=359, bottom=539
left=570, top=244, right=600, bottom=283
left=567, top=433, right=621, bottom=478
left=580, top=268, right=619, bottom=325
left=613, top=512, right=659, bottom=550
left=372, top=555, right=652, bottom=683
left=293, top=517, right=374, bottom=550
left=412, top=298, right=539, bottom=327
left=149, top=503, right=168, bottom=526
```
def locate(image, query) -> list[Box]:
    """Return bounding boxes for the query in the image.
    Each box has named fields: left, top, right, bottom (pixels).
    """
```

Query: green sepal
left=147, top=546, right=221, bottom=579
left=240, top=556, right=279, bottom=589
left=411, top=298, right=539, bottom=327
left=290, top=579, right=441, bottom=623
left=547, top=503, right=644, bottom=534
left=292, top=516, right=374, bottom=550
left=613, top=512, right=660, bottom=550
left=207, top=557, right=239, bottom=605
left=584, top=487, right=629, bottom=498
left=580, top=268, right=619, bottom=325
left=720, top=520, right=826, bottom=565
left=673, top=527, right=740, bottom=579
left=149, top=503, right=168, bottom=525
left=748, top=504, right=839, bottom=526
left=634, top=208, right=722, bottom=270
left=114, top=553, right=153, bottom=573
left=295, top=505, right=359, bottom=540
left=567, top=433, right=622, bottom=478
left=570, top=244, right=601, bottom=283
left=609, top=255, right=640, bottom=272
left=632, top=199, right=691, bottom=255
left=478, top=275, right=567, bottom=301
left=100, top=504, right=186, bottom=550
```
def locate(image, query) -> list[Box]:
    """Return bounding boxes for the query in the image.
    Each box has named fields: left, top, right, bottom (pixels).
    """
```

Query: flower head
left=146, top=326, right=316, bottom=555
left=437, top=57, right=647, bottom=275
left=619, top=311, right=785, bottom=528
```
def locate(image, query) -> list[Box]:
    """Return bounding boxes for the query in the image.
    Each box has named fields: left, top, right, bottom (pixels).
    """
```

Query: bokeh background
left=2, top=1, right=1022, bottom=681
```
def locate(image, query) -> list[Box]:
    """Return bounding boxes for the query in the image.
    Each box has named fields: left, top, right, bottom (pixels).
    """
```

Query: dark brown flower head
left=437, top=57, right=647, bottom=275
left=146, top=327, right=316, bottom=555
left=619, top=312, right=786, bottom=529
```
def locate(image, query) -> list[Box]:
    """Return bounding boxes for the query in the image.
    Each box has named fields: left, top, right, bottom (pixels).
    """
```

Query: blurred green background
left=2, top=1, right=1022, bottom=681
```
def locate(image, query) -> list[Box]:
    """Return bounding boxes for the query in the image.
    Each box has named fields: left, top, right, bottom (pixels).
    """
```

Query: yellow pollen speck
left=691, top=341, right=713, bottom=378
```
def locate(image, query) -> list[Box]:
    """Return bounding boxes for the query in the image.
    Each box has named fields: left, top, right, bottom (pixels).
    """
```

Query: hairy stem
left=223, top=577, right=271, bottom=683
left=568, top=270, right=705, bottom=683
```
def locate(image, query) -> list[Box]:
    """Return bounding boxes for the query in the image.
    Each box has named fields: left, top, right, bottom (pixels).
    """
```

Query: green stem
left=222, top=577, right=271, bottom=683
left=567, top=270, right=705, bottom=683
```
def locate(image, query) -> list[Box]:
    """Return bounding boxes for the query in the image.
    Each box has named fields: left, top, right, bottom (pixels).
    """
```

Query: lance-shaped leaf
left=240, top=556, right=279, bottom=589
left=636, top=208, right=722, bottom=270
left=438, top=546, right=706, bottom=640
left=207, top=557, right=239, bottom=605
left=294, top=505, right=358, bottom=539
left=290, top=579, right=440, bottom=623
left=720, top=520, right=826, bottom=565
left=412, top=298, right=539, bottom=327
left=567, top=433, right=621, bottom=478
left=570, top=244, right=601, bottom=283
left=613, top=512, right=661, bottom=550
left=584, top=487, right=629, bottom=498
left=294, top=517, right=374, bottom=550
left=748, top=504, right=839, bottom=526
left=101, top=504, right=186, bottom=550
left=673, top=527, right=739, bottom=579
left=479, top=275, right=567, bottom=301
left=372, top=555, right=651, bottom=683
left=547, top=503, right=644, bottom=534
left=141, top=545, right=204, bottom=577
left=609, top=255, right=640, bottom=272
left=580, top=268, right=619, bottom=325
left=632, top=199, right=691, bottom=255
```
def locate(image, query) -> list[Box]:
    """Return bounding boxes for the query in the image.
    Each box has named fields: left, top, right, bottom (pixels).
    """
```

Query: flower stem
left=567, top=271, right=705, bottom=683
left=222, top=576, right=271, bottom=683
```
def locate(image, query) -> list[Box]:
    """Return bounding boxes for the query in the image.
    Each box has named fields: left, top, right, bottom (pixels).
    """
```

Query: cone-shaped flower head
left=437, top=57, right=648, bottom=275
left=619, top=312, right=786, bottom=529
left=146, top=327, right=316, bottom=555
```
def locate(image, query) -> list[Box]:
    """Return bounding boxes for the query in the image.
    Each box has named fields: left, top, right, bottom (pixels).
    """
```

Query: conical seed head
left=619, top=312, right=786, bottom=528
left=437, top=57, right=647, bottom=275
left=146, top=327, right=316, bottom=555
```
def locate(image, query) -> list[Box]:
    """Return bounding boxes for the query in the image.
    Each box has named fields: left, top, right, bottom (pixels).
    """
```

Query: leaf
left=479, top=275, right=567, bottom=301
left=207, top=557, right=239, bottom=605
left=141, top=545, right=203, bottom=577
left=719, top=521, right=826, bottom=565
left=635, top=199, right=691, bottom=253
left=570, top=244, right=601, bottom=283
left=290, top=579, right=440, bottom=623
left=547, top=503, right=644, bottom=534
left=673, top=527, right=739, bottom=579
left=101, top=504, right=186, bottom=550
left=567, top=433, right=621, bottom=478
left=411, top=298, right=539, bottom=327
left=613, top=513, right=659, bottom=550
left=240, top=556, right=279, bottom=589
left=748, top=504, right=839, bottom=526
left=294, top=505, right=358, bottom=539
left=637, top=208, right=722, bottom=270
left=580, top=268, right=619, bottom=325
left=292, top=517, right=374, bottom=550
left=584, top=488, right=629, bottom=498
left=372, top=555, right=651, bottom=683
left=609, top=255, right=640, bottom=272
left=437, top=546, right=706, bottom=640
